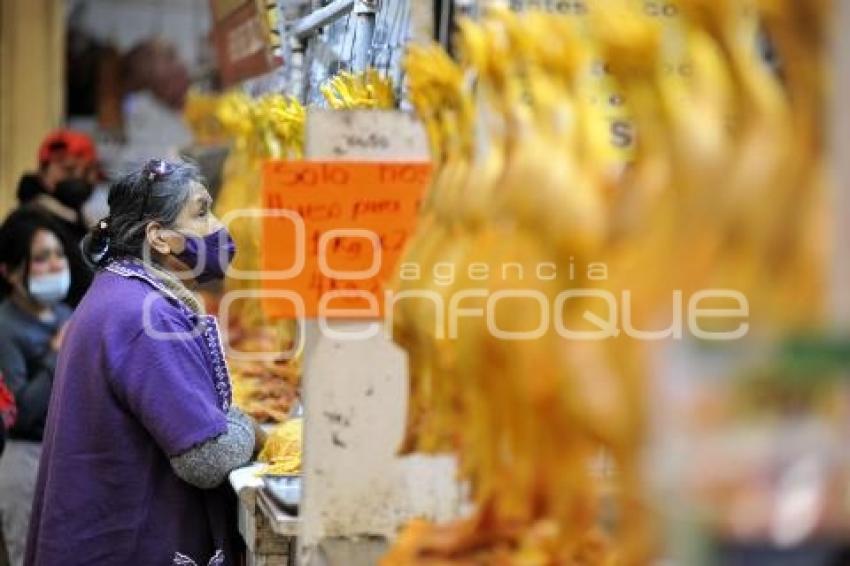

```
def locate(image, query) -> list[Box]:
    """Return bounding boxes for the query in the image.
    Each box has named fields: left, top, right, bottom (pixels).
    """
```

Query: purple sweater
left=25, top=259, right=241, bottom=566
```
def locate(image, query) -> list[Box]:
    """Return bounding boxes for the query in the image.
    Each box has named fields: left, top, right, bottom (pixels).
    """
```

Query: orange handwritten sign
left=260, top=160, right=431, bottom=318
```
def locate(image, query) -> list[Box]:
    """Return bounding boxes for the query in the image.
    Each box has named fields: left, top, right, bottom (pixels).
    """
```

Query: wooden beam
left=0, top=0, right=64, bottom=218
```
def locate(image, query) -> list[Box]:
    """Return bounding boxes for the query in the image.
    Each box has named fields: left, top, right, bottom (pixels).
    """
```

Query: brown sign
left=210, top=0, right=282, bottom=87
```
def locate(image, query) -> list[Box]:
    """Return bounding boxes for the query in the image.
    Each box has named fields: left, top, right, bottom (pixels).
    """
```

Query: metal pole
left=292, top=0, right=356, bottom=39
left=438, top=0, right=451, bottom=47
left=351, top=0, right=378, bottom=72
left=288, top=35, right=309, bottom=103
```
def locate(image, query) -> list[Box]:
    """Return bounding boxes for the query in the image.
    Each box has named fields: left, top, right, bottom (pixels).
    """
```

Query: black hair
left=81, top=159, right=202, bottom=267
left=0, top=207, right=69, bottom=297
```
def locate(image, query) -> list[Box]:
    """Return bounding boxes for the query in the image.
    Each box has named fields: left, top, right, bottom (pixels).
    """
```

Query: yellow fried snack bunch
left=258, top=418, right=303, bottom=476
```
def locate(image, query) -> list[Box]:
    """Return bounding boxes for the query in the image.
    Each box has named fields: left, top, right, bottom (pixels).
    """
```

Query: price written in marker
left=260, top=160, right=432, bottom=319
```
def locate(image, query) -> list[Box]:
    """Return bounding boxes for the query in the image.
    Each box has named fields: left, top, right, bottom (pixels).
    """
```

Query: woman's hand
left=50, top=322, right=70, bottom=352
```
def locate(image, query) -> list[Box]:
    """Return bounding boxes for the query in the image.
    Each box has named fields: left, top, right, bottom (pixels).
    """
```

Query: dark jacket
left=0, top=300, right=72, bottom=442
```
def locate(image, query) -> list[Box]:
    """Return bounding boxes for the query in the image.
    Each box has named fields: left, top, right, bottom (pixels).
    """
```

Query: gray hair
left=82, top=159, right=203, bottom=267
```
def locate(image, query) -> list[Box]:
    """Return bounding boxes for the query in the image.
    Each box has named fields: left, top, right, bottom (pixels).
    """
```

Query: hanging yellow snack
left=384, top=0, right=826, bottom=563
left=321, top=69, right=397, bottom=109
left=183, top=91, right=306, bottom=423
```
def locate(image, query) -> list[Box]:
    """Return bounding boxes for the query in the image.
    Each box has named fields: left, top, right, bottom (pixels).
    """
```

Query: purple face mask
left=174, top=227, right=236, bottom=283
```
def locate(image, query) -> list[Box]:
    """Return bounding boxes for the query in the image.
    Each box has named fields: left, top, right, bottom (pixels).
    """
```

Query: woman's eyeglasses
left=138, top=159, right=175, bottom=221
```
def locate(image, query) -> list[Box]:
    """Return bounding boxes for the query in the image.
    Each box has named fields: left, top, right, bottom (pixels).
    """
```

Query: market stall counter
left=229, top=464, right=299, bottom=565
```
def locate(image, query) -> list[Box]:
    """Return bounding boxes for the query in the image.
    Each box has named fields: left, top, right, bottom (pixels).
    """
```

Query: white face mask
left=28, top=269, right=70, bottom=306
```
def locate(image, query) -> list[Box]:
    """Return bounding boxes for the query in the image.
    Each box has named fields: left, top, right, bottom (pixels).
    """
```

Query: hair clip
left=143, top=159, right=174, bottom=183
left=138, top=159, right=176, bottom=221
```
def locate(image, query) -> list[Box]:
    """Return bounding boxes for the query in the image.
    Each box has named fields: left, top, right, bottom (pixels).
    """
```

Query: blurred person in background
left=0, top=210, right=74, bottom=566
left=16, top=130, right=101, bottom=306
left=67, top=32, right=192, bottom=148
left=17, top=130, right=100, bottom=239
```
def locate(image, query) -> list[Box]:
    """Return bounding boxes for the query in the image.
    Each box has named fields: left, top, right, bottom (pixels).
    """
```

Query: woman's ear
left=0, top=263, right=23, bottom=288
left=145, top=222, right=176, bottom=256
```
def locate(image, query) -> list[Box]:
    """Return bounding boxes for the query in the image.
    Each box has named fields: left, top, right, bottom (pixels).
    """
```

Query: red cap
left=37, top=129, right=98, bottom=166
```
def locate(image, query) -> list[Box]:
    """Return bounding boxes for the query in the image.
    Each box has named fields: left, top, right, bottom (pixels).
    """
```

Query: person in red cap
left=18, top=130, right=100, bottom=228
left=14, top=129, right=100, bottom=306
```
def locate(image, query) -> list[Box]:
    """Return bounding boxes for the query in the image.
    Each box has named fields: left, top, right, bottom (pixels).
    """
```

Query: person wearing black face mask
left=53, top=177, right=94, bottom=210
left=14, top=129, right=101, bottom=307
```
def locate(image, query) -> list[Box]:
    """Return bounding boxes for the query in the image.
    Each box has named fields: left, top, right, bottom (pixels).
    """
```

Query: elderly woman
left=25, top=160, right=262, bottom=566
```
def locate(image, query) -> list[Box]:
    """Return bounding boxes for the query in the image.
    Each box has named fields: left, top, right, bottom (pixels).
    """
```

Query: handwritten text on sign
left=261, top=161, right=431, bottom=318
